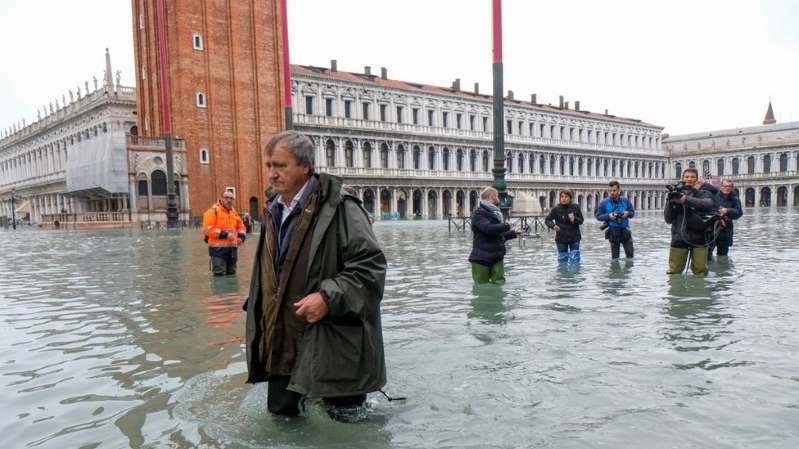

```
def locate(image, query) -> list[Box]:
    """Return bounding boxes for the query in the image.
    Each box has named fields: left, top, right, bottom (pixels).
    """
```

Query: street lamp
left=491, top=0, right=513, bottom=217
left=10, top=188, right=16, bottom=230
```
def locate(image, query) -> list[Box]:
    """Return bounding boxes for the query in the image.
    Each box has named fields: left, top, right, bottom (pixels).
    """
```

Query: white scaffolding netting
left=66, top=130, right=128, bottom=195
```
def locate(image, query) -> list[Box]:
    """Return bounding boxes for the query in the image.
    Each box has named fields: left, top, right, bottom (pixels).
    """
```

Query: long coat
left=244, top=173, right=387, bottom=398
left=468, top=203, right=517, bottom=266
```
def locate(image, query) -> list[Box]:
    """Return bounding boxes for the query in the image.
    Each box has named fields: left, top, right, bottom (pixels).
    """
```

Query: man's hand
left=294, top=292, right=329, bottom=324
left=514, top=227, right=524, bottom=236
left=719, top=207, right=728, bottom=216
left=679, top=193, right=688, bottom=204
left=553, top=224, right=561, bottom=232
left=567, top=212, right=575, bottom=222
left=622, top=211, right=630, bottom=219
left=609, top=212, right=617, bottom=220
left=227, top=232, right=237, bottom=242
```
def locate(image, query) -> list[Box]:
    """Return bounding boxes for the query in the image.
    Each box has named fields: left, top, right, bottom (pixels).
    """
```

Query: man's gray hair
left=264, top=131, right=315, bottom=169
left=480, top=187, right=498, bottom=200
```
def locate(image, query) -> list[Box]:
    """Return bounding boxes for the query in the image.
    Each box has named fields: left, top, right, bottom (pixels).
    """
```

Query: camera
left=599, top=212, right=624, bottom=230
left=666, top=181, right=690, bottom=201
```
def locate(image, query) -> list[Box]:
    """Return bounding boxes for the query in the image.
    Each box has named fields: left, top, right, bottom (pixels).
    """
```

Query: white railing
left=41, top=212, right=130, bottom=223
left=723, top=170, right=799, bottom=181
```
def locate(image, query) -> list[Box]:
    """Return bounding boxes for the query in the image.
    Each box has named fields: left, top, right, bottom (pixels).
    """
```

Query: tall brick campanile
left=131, top=0, right=286, bottom=218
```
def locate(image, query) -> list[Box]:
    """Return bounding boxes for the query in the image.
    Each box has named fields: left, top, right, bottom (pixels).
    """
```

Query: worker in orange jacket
left=203, top=190, right=246, bottom=276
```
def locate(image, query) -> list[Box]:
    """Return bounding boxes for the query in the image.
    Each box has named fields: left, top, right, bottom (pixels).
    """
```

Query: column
left=390, top=188, right=398, bottom=217
left=754, top=186, right=761, bottom=207
left=316, top=138, right=326, bottom=168
left=355, top=140, right=364, bottom=168
left=436, top=188, right=444, bottom=219
left=787, top=184, right=795, bottom=207
left=422, top=188, right=429, bottom=219
left=375, top=186, right=382, bottom=221
left=463, top=190, right=472, bottom=217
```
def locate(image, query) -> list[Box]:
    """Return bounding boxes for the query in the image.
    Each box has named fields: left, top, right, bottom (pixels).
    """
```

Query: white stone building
left=663, top=104, right=799, bottom=208
left=0, top=51, right=190, bottom=227
left=291, top=63, right=670, bottom=220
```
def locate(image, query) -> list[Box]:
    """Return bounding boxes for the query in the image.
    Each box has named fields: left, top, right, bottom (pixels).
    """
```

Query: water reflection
left=469, top=284, right=507, bottom=325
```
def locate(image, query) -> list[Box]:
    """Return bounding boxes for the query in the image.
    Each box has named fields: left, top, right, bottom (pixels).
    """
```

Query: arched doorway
left=577, top=194, right=584, bottom=209
left=469, top=190, right=478, bottom=212
left=777, top=186, right=788, bottom=207
left=412, top=189, right=422, bottom=218
left=363, top=189, right=375, bottom=214
left=549, top=191, right=556, bottom=208
left=427, top=190, right=438, bottom=219
left=760, top=187, right=771, bottom=207
left=397, top=190, right=408, bottom=219
left=249, top=197, right=259, bottom=221
left=380, top=189, right=391, bottom=218
left=745, top=188, right=755, bottom=207
left=442, top=190, right=453, bottom=217
left=455, top=191, right=465, bottom=217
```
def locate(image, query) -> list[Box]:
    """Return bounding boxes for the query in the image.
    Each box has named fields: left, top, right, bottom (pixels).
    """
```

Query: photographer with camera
left=664, top=168, right=717, bottom=275
left=595, top=180, right=635, bottom=259
left=710, top=179, right=743, bottom=258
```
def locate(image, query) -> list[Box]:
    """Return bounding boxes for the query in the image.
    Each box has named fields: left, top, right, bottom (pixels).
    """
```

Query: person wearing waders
left=468, top=187, right=523, bottom=284
left=545, top=190, right=584, bottom=263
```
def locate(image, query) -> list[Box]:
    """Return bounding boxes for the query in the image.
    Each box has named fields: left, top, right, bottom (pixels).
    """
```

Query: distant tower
left=131, top=0, right=288, bottom=215
left=763, top=100, right=776, bottom=125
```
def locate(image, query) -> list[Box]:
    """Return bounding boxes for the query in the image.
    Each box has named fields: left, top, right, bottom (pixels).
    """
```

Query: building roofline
left=663, top=120, right=799, bottom=143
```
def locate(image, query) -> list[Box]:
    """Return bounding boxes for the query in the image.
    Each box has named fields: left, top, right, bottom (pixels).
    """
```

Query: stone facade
left=291, top=63, right=670, bottom=219
left=131, top=0, right=286, bottom=220
left=664, top=119, right=799, bottom=208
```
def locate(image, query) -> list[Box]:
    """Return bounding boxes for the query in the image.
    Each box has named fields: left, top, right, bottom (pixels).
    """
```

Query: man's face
left=266, top=144, right=310, bottom=198
left=608, top=185, right=620, bottom=200
left=682, top=170, right=698, bottom=187
left=220, top=191, right=235, bottom=208
left=720, top=182, right=733, bottom=195
left=488, top=190, right=499, bottom=205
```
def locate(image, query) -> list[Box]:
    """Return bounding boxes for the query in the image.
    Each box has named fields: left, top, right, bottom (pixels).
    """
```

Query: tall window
left=675, top=162, right=682, bottom=179
left=137, top=179, right=148, bottom=196
left=362, top=142, right=372, bottom=168
left=779, top=153, right=788, bottom=172
left=325, top=98, right=333, bottom=117
left=518, top=121, right=524, bottom=135
left=396, top=106, right=404, bottom=124
left=379, top=104, right=387, bottom=122
left=428, top=147, right=436, bottom=170
left=747, top=156, right=755, bottom=174
left=192, top=33, right=203, bottom=50
left=344, top=100, right=352, bottom=118
left=442, top=112, right=449, bottom=128
left=397, top=145, right=405, bottom=169
left=412, top=108, right=419, bottom=125
left=199, top=148, right=209, bottom=164
left=428, top=110, right=435, bottom=126
left=732, top=158, right=739, bottom=175
left=151, top=170, right=167, bottom=195
left=763, top=154, right=771, bottom=173
left=470, top=115, right=475, bottom=130
left=456, top=149, right=463, bottom=171
left=506, top=152, right=513, bottom=173
left=717, top=159, right=725, bottom=176
left=456, top=113, right=462, bottom=129
left=362, top=102, right=370, bottom=120
left=442, top=148, right=450, bottom=171
left=702, top=160, right=710, bottom=177
left=413, top=146, right=421, bottom=169
left=483, top=151, right=490, bottom=172
left=196, top=92, right=207, bottom=108
left=470, top=150, right=476, bottom=171
left=345, top=140, right=354, bottom=167
left=380, top=143, right=389, bottom=168
left=506, top=120, right=512, bottom=134
left=483, top=116, right=489, bottom=132
left=304, top=96, right=314, bottom=114
left=325, top=139, right=335, bottom=167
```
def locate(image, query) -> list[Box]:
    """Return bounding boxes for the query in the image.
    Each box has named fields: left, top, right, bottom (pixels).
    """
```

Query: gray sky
left=2, top=0, right=797, bottom=136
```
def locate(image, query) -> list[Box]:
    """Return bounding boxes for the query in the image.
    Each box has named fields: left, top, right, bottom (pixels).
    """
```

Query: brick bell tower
left=131, top=0, right=287, bottom=219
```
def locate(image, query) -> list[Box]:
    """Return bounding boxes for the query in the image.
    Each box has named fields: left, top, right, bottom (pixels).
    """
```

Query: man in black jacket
left=664, top=168, right=716, bottom=275
left=469, top=187, right=521, bottom=284
left=545, top=190, right=584, bottom=263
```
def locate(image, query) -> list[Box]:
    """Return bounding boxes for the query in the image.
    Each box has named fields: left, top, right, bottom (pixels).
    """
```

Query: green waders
left=471, top=261, right=506, bottom=284
left=667, top=246, right=708, bottom=276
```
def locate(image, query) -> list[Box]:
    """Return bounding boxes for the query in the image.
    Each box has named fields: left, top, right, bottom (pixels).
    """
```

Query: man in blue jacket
left=595, top=180, right=635, bottom=259
left=469, top=187, right=522, bottom=284
left=710, top=179, right=744, bottom=258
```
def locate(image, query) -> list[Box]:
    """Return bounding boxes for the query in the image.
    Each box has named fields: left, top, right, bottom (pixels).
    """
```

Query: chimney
left=564, top=101, right=570, bottom=110
left=507, top=90, right=514, bottom=100
left=575, top=101, right=580, bottom=111
left=474, top=82, right=480, bottom=94
left=380, top=67, right=388, bottom=80
left=604, top=109, right=609, bottom=115
left=559, top=95, right=564, bottom=109
left=364, top=66, right=371, bottom=76
left=531, top=93, right=537, bottom=104
left=451, top=78, right=461, bottom=91
left=330, top=59, right=337, bottom=72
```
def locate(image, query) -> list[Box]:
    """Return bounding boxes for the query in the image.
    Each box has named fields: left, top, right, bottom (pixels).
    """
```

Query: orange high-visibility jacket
left=202, top=202, right=246, bottom=247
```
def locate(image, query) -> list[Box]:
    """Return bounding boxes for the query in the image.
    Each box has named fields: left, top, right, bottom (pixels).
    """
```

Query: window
left=325, top=98, right=333, bottom=117
left=397, top=145, right=405, bottom=169
left=470, top=150, right=477, bottom=171
left=380, top=144, right=389, bottom=168
left=675, top=163, right=682, bottom=179
left=137, top=179, right=148, bottom=195
left=483, top=116, right=489, bottom=132
left=344, top=100, right=352, bottom=118
left=780, top=153, right=788, bottom=172
left=529, top=123, right=534, bottom=137
left=345, top=141, right=354, bottom=167
left=456, top=113, right=462, bottom=129
left=506, top=120, right=512, bottom=134
left=413, top=145, right=421, bottom=169
left=141, top=65, right=146, bottom=80
left=396, top=106, right=404, bottom=124
left=428, top=110, right=435, bottom=126
left=379, top=104, right=387, bottom=122
left=540, top=124, right=545, bottom=137
left=470, top=115, right=475, bottom=130
left=428, top=147, right=436, bottom=170
left=325, top=139, right=335, bottom=167
left=412, top=108, right=419, bottom=125
left=747, top=156, right=755, bottom=174
left=443, top=148, right=450, bottom=171
left=732, top=158, right=739, bottom=175
left=199, top=148, right=209, bottom=164
left=483, top=151, right=490, bottom=172
left=139, top=14, right=144, bottom=30
left=192, top=33, right=203, bottom=50
left=305, top=96, right=314, bottom=114
left=763, top=154, right=771, bottom=173
left=569, top=128, right=574, bottom=141
left=442, top=112, right=449, bottom=128
left=703, top=160, right=710, bottom=177
left=151, top=170, right=167, bottom=195
left=362, top=102, right=370, bottom=120
left=363, top=142, right=372, bottom=167
left=196, top=92, right=206, bottom=108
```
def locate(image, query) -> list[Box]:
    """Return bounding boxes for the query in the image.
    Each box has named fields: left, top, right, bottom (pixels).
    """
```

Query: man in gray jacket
left=244, top=131, right=387, bottom=419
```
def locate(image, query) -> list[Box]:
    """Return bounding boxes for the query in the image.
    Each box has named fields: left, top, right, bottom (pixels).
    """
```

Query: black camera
left=599, top=212, right=623, bottom=231
left=666, top=181, right=690, bottom=201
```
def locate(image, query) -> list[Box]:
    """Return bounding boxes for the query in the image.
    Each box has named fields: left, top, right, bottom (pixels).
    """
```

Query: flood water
left=1, top=208, right=798, bottom=448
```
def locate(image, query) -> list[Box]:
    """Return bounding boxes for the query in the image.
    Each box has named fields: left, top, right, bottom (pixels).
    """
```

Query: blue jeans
left=556, top=241, right=580, bottom=263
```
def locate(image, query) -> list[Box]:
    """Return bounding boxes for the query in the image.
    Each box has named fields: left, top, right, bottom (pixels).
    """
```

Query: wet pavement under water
left=1, top=208, right=798, bottom=448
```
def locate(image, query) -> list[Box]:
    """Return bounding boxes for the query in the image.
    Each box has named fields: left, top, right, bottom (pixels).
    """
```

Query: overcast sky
left=1, top=0, right=797, bottom=136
